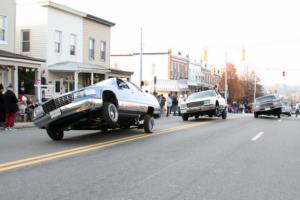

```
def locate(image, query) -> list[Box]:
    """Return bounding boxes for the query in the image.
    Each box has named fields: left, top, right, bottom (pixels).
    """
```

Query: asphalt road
left=0, top=114, right=300, bottom=200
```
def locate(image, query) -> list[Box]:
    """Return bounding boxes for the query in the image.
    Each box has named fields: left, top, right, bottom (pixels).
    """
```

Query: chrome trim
left=33, top=98, right=103, bottom=128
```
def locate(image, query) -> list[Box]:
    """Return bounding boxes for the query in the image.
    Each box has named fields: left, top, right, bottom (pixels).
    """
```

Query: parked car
left=253, top=95, right=282, bottom=118
left=33, top=78, right=160, bottom=141
left=281, top=101, right=292, bottom=116
left=179, top=90, right=227, bottom=121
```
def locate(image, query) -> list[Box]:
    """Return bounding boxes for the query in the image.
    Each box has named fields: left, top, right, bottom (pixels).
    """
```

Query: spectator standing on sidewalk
left=4, top=83, right=19, bottom=131
left=295, top=101, right=300, bottom=117
left=0, top=84, right=5, bottom=128
left=166, top=93, right=172, bottom=117
left=159, top=94, right=166, bottom=116
left=172, top=92, right=179, bottom=116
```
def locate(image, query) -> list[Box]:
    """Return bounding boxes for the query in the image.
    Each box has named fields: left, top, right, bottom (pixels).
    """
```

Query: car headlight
left=33, top=106, right=44, bottom=118
left=203, top=100, right=211, bottom=105
left=74, top=90, right=85, bottom=99
left=74, top=88, right=97, bottom=99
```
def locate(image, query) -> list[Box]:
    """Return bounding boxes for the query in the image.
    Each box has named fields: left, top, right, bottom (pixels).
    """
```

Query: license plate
left=265, top=107, right=270, bottom=111
left=49, top=109, right=61, bottom=119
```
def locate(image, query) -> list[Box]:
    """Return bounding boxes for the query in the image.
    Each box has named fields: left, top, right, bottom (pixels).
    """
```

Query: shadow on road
left=44, top=128, right=145, bottom=146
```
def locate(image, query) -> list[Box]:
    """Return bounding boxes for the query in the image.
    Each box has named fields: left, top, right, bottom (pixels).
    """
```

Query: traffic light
left=282, top=71, right=285, bottom=77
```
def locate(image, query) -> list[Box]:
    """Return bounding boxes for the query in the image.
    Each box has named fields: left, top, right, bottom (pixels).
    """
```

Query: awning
left=151, top=79, right=189, bottom=92
left=48, top=61, right=110, bottom=74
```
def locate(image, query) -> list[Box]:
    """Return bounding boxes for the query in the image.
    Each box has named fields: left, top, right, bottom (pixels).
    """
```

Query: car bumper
left=254, top=107, right=281, bottom=115
left=180, top=104, right=215, bottom=115
left=33, top=97, right=103, bottom=128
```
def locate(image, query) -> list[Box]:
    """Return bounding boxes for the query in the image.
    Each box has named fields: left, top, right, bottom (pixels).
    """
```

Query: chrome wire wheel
left=108, top=104, right=118, bottom=122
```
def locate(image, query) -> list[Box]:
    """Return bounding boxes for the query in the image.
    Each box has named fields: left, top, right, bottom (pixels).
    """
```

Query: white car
left=33, top=78, right=160, bottom=140
left=179, top=90, right=227, bottom=121
left=281, top=101, right=292, bottom=117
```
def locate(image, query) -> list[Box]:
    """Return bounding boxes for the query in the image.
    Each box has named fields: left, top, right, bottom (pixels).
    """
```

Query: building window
left=70, top=34, right=76, bottom=55
left=0, top=15, right=7, bottom=43
left=89, top=38, right=95, bottom=60
left=100, top=41, right=106, bottom=61
left=21, top=30, right=30, bottom=52
left=54, top=30, right=62, bottom=53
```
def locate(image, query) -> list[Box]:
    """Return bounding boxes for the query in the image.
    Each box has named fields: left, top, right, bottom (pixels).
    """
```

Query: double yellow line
left=0, top=122, right=209, bottom=172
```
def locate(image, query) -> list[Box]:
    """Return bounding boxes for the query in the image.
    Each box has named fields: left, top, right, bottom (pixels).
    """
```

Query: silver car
left=179, top=90, right=227, bottom=121
left=253, top=95, right=282, bottom=118
left=33, top=78, right=160, bottom=141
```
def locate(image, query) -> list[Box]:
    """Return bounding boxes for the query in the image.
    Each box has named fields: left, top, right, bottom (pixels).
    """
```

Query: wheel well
left=147, top=106, right=154, bottom=115
left=102, top=91, right=118, bottom=107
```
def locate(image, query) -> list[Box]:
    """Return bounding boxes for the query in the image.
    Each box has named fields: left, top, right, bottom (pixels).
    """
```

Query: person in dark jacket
left=0, top=84, right=5, bottom=128
left=4, top=83, right=19, bottom=130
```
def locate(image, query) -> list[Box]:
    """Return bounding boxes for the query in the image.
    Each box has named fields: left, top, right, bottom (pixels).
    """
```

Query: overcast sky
left=21, top=0, right=300, bottom=86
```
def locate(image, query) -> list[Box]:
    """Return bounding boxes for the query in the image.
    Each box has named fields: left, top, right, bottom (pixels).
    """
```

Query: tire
left=103, top=102, right=118, bottom=125
left=254, top=113, right=258, bottom=118
left=46, top=127, right=64, bottom=141
left=214, top=104, right=220, bottom=116
left=209, top=115, right=213, bottom=117
left=100, top=127, right=108, bottom=132
left=182, top=114, right=189, bottom=121
left=277, top=114, right=281, bottom=118
left=144, top=114, right=154, bottom=133
left=195, top=115, right=199, bottom=119
left=288, top=113, right=291, bottom=117
left=222, top=109, right=227, bottom=119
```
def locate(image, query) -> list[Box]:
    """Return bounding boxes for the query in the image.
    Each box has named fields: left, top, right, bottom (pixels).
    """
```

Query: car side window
left=117, top=79, right=130, bottom=90
left=126, top=81, right=142, bottom=93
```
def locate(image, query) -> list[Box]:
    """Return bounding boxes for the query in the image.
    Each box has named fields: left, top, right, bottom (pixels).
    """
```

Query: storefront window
left=18, top=67, right=36, bottom=95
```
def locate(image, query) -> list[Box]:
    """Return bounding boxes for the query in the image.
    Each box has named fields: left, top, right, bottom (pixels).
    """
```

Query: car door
left=116, top=79, right=136, bottom=113
left=125, top=81, right=148, bottom=114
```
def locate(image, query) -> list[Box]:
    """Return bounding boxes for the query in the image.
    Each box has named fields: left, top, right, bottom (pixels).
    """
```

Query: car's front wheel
left=182, top=114, right=189, bottom=121
left=144, top=114, right=154, bottom=133
left=254, top=113, right=258, bottom=118
left=46, top=127, right=64, bottom=141
left=103, top=102, right=118, bottom=125
left=277, top=113, right=281, bottom=118
left=222, top=109, right=227, bottom=119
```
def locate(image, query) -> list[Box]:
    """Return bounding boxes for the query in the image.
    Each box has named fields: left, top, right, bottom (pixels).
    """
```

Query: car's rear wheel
left=103, top=102, right=118, bottom=125
left=254, top=113, right=258, bottom=118
left=46, top=127, right=64, bottom=141
left=195, top=114, right=199, bottom=119
left=222, top=109, right=227, bottom=119
left=144, top=114, right=154, bottom=133
left=182, top=114, right=189, bottom=121
left=214, top=104, right=220, bottom=116
left=277, top=113, right=281, bottom=118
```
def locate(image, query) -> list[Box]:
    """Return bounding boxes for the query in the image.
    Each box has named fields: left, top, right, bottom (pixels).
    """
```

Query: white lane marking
left=251, top=132, right=264, bottom=141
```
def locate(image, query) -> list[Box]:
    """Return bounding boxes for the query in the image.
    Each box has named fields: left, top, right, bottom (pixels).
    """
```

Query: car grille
left=260, top=102, right=274, bottom=107
left=187, top=101, right=204, bottom=108
left=42, top=93, right=74, bottom=113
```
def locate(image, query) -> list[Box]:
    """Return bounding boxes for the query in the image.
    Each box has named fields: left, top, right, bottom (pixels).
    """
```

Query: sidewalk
left=15, top=122, right=35, bottom=129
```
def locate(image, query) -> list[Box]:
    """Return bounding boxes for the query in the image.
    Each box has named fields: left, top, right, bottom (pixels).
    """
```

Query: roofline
left=39, top=1, right=86, bottom=17
left=111, top=52, right=169, bottom=57
left=85, top=14, right=115, bottom=27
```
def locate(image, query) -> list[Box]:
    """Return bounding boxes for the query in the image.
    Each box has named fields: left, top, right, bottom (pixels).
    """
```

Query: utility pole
left=253, top=74, right=257, bottom=103
left=224, top=52, right=228, bottom=104
left=139, top=27, right=143, bottom=88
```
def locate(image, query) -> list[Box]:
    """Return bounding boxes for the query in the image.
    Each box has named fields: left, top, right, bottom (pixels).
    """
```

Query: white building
left=0, top=0, right=44, bottom=99
left=188, top=61, right=205, bottom=92
left=16, top=1, right=115, bottom=96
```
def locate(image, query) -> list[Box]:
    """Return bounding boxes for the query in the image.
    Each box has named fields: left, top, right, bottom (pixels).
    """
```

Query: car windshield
left=255, top=95, right=276, bottom=103
left=188, top=90, right=216, bottom=101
